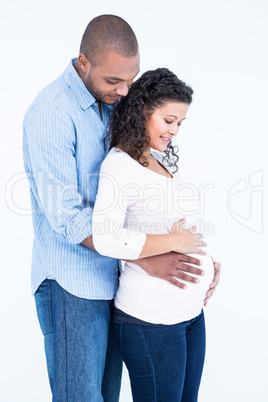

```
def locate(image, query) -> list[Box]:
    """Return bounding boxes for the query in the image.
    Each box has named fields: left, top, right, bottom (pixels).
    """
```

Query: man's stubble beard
left=84, top=74, right=115, bottom=105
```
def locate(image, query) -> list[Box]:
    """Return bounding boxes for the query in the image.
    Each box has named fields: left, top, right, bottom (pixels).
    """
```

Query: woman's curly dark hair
left=108, top=68, right=193, bottom=173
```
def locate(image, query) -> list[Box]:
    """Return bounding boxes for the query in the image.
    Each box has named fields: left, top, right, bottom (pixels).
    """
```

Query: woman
left=92, top=68, right=214, bottom=401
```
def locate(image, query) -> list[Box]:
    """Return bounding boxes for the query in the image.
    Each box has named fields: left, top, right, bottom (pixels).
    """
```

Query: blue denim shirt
left=23, top=59, right=119, bottom=299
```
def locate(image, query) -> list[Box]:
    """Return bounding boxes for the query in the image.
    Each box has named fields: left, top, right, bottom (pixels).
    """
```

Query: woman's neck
left=142, top=147, right=151, bottom=159
left=143, top=151, right=173, bottom=179
left=114, top=145, right=172, bottom=178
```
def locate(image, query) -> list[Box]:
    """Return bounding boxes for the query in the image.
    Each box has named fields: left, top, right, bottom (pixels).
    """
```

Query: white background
left=1, top=0, right=267, bottom=401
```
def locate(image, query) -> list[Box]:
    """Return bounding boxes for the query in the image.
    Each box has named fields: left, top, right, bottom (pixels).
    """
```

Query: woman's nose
left=169, top=125, right=180, bottom=136
left=168, top=128, right=176, bottom=136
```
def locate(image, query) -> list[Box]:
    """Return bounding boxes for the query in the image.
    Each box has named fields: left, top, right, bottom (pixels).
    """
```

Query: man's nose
left=115, top=83, right=129, bottom=97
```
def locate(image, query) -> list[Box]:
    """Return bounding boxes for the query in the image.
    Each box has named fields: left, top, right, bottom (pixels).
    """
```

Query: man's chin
left=96, top=94, right=120, bottom=105
left=103, top=99, right=117, bottom=105
left=104, top=95, right=121, bottom=105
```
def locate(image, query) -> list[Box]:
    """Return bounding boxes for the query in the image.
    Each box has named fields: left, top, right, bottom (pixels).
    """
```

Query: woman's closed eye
left=165, top=119, right=181, bottom=126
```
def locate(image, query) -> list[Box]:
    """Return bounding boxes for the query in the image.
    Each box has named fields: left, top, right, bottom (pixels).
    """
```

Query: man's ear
left=78, top=53, right=91, bottom=73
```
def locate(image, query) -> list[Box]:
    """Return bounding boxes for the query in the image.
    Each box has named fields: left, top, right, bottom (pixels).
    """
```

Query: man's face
left=83, top=51, right=140, bottom=104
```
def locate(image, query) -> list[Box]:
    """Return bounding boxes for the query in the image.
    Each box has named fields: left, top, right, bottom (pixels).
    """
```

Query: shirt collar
left=63, top=58, right=116, bottom=114
left=63, top=58, right=96, bottom=110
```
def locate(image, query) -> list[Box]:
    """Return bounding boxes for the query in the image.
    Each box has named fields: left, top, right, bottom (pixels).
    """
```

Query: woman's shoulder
left=104, top=147, right=144, bottom=168
left=105, top=147, right=127, bottom=160
left=100, top=147, right=137, bottom=178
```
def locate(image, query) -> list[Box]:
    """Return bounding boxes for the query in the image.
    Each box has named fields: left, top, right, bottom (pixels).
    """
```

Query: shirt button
left=124, top=242, right=127, bottom=246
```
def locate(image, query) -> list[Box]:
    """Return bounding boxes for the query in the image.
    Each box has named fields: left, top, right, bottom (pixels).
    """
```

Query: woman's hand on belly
left=203, top=261, right=221, bottom=306
left=170, top=218, right=207, bottom=255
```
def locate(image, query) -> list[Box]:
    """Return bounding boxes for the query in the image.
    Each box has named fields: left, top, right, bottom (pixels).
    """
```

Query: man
left=23, top=14, right=220, bottom=401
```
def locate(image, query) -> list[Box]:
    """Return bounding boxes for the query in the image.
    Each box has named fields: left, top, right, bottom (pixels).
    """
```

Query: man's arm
left=82, top=236, right=221, bottom=297
left=82, top=234, right=205, bottom=288
left=82, top=234, right=204, bottom=287
left=81, top=236, right=95, bottom=250
left=24, top=103, right=93, bottom=244
left=137, top=254, right=221, bottom=295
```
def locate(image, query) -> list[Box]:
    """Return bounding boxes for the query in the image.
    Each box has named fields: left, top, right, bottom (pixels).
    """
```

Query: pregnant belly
left=125, top=249, right=214, bottom=291
left=116, top=251, right=215, bottom=324
left=176, top=251, right=215, bottom=291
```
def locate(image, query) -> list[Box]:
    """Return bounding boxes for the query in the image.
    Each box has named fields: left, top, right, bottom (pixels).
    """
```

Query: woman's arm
left=83, top=220, right=204, bottom=258
left=91, top=153, right=205, bottom=260
left=137, top=218, right=205, bottom=259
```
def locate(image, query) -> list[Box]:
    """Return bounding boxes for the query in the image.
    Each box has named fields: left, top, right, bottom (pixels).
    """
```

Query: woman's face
left=145, top=101, right=189, bottom=152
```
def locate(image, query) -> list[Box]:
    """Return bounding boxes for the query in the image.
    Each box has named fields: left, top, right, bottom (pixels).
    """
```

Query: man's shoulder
left=26, top=73, right=70, bottom=114
left=25, top=60, right=85, bottom=119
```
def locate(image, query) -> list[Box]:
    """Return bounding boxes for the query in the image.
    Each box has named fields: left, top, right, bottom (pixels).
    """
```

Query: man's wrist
left=133, top=256, right=147, bottom=269
left=81, top=235, right=95, bottom=250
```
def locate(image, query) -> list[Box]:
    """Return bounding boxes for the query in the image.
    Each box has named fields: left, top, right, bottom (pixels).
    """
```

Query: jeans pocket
left=34, top=280, right=52, bottom=335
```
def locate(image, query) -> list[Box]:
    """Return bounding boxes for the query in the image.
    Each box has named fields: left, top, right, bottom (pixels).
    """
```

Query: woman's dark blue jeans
left=113, top=310, right=206, bottom=402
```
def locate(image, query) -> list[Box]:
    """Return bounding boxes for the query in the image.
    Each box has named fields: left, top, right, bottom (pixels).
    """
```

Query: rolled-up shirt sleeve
left=92, top=155, right=146, bottom=260
left=24, top=103, right=92, bottom=244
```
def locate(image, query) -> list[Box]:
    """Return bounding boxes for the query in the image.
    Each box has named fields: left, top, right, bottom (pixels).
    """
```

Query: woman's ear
left=143, top=105, right=150, bottom=120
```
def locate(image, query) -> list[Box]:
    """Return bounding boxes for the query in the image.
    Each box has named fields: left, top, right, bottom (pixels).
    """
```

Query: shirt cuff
left=93, top=231, right=146, bottom=260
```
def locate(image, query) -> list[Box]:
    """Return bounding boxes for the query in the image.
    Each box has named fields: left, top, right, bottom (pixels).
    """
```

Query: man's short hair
left=80, top=14, right=138, bottom=67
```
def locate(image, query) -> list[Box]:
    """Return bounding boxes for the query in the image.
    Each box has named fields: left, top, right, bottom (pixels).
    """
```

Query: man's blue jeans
left=34, top=279, right=122, bottom=402
left=113, top=310, right=206, bottom=402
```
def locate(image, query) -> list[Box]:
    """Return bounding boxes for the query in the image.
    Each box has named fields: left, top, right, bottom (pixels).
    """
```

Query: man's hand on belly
left=134, top=252, right=205, bottom=289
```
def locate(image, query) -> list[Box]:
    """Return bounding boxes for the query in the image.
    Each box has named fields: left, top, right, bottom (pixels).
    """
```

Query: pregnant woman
left=92, top=68, right=215, bottom=401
